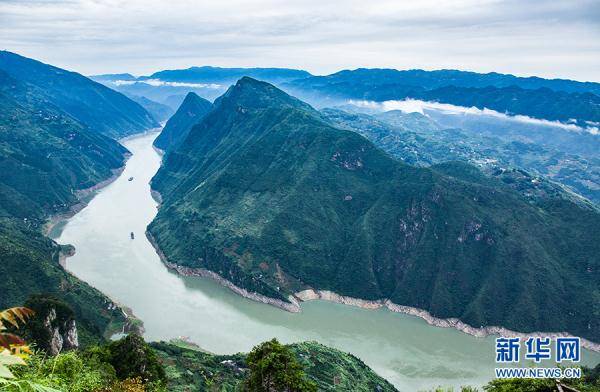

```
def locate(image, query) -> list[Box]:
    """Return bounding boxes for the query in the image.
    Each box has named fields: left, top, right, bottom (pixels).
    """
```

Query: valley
left=52, top=131, right=600, bottom=391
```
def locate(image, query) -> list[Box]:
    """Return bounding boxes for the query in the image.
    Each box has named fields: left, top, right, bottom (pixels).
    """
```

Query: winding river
left=51, top=131, right=599, bottom=391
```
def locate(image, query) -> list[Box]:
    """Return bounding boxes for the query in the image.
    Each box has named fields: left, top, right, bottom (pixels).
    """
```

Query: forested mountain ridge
left=0, top=51, right=158, bottom=138
left=0, top=67, right=130, bottom=344
left=0, top=70, right=128, bottom=218
left=153, top=92, right=213, bottom=151
left=149, top=77, right=600, bottom=343
left=322, top=108, right=600, bottom=205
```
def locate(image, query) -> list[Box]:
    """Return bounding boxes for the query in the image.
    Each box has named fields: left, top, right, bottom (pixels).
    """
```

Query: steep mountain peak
left=153, top=91, right=213, bottom=151
left=217, top=77, right=315, bottom=113
left=180, top=91, right=207, bottom=106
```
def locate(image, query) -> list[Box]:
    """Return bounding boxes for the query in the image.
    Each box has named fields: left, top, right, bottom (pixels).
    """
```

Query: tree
left=245, top=338, right=317, bottom=392
left=107, top=334, right=166, bottom=385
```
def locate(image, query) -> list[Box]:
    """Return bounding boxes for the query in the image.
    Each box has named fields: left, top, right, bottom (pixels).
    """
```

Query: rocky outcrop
left=41, top=307, right=79, bottom=356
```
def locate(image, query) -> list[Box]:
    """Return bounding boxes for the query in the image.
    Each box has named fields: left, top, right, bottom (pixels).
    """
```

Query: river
left=51, top=131, right=600, bottom=391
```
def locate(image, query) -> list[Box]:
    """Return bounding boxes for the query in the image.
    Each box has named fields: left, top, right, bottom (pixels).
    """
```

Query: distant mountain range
left=91, top=66, right=313, bottom=105
left=92, top=65, right=600, bottom=129
left=149, top=77, right=600, bottom=343
left=0, top=51, right=158, bottom=138
left=126, top=93, right=175, bottom=123
left=285, top=69, right=600, bottom=127
left=146, top=66, right=312, bottom=84
left=323, top=107, right=600, bottom=205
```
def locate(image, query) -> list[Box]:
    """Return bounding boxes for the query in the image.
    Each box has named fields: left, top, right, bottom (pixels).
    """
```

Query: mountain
left=152, top=340, right=397, bottom=391
left=126, top=94, right=175, bottom=123
left=0, top=69, right=128, bottom=344
left=322, top=108, right=600, bottom=205
left=0, top=51, right=158, bottom=138
left=149, top=78, right=600, bottom=343
left=153, top=92, right=213, bottom=151
left=285, top=69, right=600, bottom=126
left=147, top=65, right=312, bottom=84
left=0, top=69, right=128, bottom=218
left=291, top=68, right=600, bottom=94
left=91, top=66, right=313, bottom=106
left=90, top=73, right=137, bottom=82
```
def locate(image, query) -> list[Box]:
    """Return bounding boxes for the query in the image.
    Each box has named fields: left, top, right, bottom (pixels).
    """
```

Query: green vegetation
left=103, top=334, right=166, bottom=384
left=152, top=339, right=397, bottom=391
left=322, top=108, right=600, bottom=205
left=0, top=220, right=126, bottom=346
left=4, top=335, right=166, bottom=391
left=244, top=339, right=317, bottom=392
left=3, top=307, right=598, bottom=392
left=150, top=77, right=600, bottom=343
left=0, top=65, right=129, bottom=344
left=153, top=92, right=213, bottom=151
left=0, top=51, right=158, bottom=138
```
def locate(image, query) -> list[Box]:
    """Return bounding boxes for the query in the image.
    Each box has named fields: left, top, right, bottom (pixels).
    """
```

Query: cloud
left=348, top=99, right=600, bottom=135
left=0, top=0, right=598, bottom=81
left=113, top=79, right=222, bottom=89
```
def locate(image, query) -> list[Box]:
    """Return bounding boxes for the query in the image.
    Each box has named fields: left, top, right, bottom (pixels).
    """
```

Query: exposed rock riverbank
left=145, top=231, right=301, bottom=313
left=295, top=289, right=600, bottom=353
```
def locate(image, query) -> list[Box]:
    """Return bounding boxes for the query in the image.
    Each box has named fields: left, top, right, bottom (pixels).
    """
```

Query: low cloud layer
left=113, top=79, right=222, bottom=89
left=349, top=99, right=600, bottom=135
left=0, top=0, right=599, bottom=81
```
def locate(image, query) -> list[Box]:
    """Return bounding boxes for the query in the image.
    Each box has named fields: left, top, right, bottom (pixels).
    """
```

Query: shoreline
left=145, top=226, right=600, bottom=352
left=145, top=135, right=599, bottom=354
left=295, top=289, right=600, bottom=353
left=145, top=231, right=301, bottom=313
left=48, top=133, right=157, bottom=339
left=43, top=163, right=129, bottom=237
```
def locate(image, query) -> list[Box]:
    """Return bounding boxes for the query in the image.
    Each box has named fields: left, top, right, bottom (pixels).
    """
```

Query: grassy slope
left=152, top=341, right=397, bottom=391
left=149, top=78, right=599, bottom=343
left=0, top=70, right=128, bottom=344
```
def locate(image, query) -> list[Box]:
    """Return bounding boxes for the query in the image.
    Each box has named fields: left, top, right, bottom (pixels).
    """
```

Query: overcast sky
left=1, top=0, right=599, bottom=81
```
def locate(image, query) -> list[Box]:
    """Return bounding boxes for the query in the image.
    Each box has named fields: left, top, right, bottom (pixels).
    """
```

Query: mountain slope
left=149, top=78, right=599, bottom=343
left=126, top=94, right=175, bottom=123
left=153, top=340, right=397, bottom=391
left=322, top=108, right=600, bottom=205
left=0, top=70, right=128, bottom=217
left=286, top=69, right=600, bottom=126
left=153, top=92, right=213, bottom=151
left=0, top=51, right=158, bottom=138
left=0, top=69, right=128, bottom=344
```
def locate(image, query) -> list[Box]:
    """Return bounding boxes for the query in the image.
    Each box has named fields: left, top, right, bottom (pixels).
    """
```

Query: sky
left=1, top=0, right=599, bottom=81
